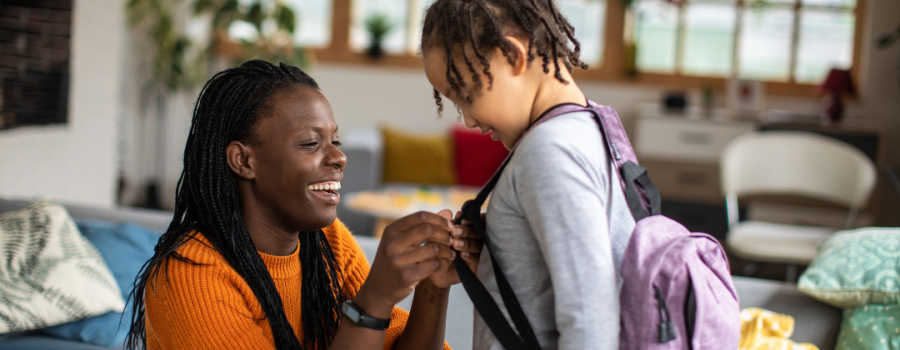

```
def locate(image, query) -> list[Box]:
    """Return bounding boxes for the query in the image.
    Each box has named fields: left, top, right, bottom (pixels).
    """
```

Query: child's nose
left=462, top=114, right=478, bottom=129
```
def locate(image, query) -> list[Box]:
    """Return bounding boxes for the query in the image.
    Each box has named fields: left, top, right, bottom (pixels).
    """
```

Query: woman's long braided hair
left=125, top=60, right=344, bottom=350
left=421, top=0, right=588, bottom=116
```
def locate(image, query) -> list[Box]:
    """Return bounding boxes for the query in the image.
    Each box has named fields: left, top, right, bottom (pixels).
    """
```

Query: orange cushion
left=381, top=126, right=456, bottom=185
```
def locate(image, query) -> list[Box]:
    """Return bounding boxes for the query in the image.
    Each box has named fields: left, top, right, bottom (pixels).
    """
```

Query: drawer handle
left=681, top=131, right=710, bottom=145
left=676, top=172, right=708, bottom=186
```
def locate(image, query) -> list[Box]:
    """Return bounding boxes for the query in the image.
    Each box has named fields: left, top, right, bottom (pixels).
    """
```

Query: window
left=304, top=0, right=862, bottom=95
left=285, top=0, right=333, bottom=47
left=349, top=0, right=436, bottom=54
left=558, top=0, right=607, bottom=66
left=344, top=0, right=607, bottom=63
left=633, top=0, right=857, bottom=83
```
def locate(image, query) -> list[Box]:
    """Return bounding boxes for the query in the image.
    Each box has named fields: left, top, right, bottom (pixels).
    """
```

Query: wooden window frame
left=311, top=0, right=866, bottom=98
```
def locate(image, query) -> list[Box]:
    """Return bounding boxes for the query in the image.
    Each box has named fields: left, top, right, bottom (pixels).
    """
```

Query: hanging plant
left=126, top=0, right=308, bottom=92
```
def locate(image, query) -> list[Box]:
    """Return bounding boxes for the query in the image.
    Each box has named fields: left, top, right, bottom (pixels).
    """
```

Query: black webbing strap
left=453, top=150, right=542, bottom=350
left=619, top=162, right=662, bottom=221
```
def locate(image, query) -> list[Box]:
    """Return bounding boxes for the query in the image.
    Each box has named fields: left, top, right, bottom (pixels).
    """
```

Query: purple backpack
left=452, top=101, right=740, bottom=349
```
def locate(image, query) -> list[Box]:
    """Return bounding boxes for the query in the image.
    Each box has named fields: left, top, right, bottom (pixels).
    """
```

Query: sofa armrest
left=338, top=128, right=384, bottom=236
left=341, top=127, right=382, bottom=192
left=0, top=198, right=172, bottom=233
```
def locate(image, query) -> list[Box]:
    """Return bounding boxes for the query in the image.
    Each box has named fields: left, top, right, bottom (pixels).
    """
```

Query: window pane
left=634, top=0, right=679, bottom=73
left=412, top=0, right=438, bottom=52
left=682, top=1, right=736, bottom=77
left=802, top=0, right=856, bottom=8
left=558, top=0, right=607, bottom=66
left=351, top=0, right=410, bottom=54
left=738, top=6, right=793, bottom=81
left=795, top=9, right=854, bottom=83
left=285, top=0, right=332, bottom=47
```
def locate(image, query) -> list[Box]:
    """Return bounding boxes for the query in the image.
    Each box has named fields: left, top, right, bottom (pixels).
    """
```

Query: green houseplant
left=364, top=13, right=395, bottom=59
left=126, top=0, right=307, bottom=92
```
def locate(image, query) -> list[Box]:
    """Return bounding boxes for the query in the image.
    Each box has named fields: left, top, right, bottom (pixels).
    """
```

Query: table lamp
left=819, top=68, right=855, bottom=123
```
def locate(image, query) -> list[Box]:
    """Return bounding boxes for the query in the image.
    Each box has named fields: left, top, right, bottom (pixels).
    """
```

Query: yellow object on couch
left=381, top=126, right=457, bottom=185
left=740, top=308, right=819, bottom=350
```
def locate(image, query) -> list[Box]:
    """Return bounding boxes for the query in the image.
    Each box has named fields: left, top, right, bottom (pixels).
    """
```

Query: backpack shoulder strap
left=453, top=102, right=594, bottom=350
left=583, top=102, right=660, bottom=218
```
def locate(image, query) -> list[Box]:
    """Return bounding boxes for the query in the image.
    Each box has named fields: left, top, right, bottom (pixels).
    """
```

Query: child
left=421, top=1, right=637, bottom=349
left=124, top=60, right=482, bottom=350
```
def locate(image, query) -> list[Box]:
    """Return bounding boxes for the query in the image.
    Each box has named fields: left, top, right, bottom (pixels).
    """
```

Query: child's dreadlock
left=421, top=0, right=588, bottom=116
left=125, top=60, right=343, bottom=350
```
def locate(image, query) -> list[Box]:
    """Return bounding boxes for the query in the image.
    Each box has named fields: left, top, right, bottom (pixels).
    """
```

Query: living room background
left=0, top=0, right=897, bottom=219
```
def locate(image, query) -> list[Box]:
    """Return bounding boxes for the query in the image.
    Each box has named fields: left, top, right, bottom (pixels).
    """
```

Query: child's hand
left=428, top=211, right=485, bottom=289
left=355, top=210, right=456, bottom=317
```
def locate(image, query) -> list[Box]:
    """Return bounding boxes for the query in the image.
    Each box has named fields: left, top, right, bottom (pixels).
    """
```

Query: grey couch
left=0, top=198, right=842, bottom=349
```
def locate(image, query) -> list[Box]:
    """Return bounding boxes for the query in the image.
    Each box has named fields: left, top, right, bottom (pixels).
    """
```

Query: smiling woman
left=124, top=60, right=483, bottom=350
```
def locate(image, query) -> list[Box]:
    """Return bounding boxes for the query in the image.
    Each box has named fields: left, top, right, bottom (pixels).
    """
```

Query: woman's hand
left=428, top=211, right=485, bottom=289
left=353, top=210, right=457, bottom=318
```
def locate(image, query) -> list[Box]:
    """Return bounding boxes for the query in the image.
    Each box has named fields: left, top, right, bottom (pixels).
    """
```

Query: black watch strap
left=342, top=300, right=390, bottom=330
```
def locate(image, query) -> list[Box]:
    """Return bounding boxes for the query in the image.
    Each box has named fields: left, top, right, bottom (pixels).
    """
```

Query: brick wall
left=0, top=0, right=72, bottom=129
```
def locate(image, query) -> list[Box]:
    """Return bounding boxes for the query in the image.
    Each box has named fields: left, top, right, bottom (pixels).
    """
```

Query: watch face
left=343, top=302, right=360, bottom=321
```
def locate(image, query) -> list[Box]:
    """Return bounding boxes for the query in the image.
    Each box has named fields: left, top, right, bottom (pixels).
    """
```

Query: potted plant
left=364, top=13, right=394, bottom=59
left=126, top=0, right=308, bottom=92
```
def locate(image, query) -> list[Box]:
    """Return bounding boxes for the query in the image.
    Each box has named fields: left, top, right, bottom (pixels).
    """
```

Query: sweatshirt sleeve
left=324, top=219, right=452, bottom=350
left=511, top=124, right=619, bottom=350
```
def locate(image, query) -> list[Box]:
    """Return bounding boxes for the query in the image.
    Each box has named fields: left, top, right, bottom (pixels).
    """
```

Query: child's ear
left=503, top=35, right=529, bottom=76
left=226, top=141, right=256, bottom=180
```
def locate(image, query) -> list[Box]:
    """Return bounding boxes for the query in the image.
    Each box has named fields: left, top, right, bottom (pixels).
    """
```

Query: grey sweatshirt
left=472, top=110, right=636, bottom=350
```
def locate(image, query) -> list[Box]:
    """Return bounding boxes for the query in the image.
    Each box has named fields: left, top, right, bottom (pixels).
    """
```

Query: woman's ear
left=503, top=35, right=529, bottom=76
left=226, top=141, right=256, bottom=180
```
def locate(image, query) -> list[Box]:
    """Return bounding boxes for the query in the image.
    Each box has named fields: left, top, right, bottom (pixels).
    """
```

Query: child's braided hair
left=421, top=0, right=588, bottom=116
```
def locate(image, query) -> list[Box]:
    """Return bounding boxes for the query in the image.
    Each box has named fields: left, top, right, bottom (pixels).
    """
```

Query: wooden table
left=343, top=185, right=486, bottom=238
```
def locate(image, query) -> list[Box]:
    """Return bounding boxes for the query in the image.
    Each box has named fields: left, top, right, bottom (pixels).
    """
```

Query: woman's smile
left=308, top=180, right=342, bottom=205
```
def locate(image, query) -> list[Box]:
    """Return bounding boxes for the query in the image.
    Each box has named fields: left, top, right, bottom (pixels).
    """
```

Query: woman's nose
left=326, top=145, right=347, bottom=172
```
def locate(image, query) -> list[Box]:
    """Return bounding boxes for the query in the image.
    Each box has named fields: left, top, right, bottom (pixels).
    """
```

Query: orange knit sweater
left=144, top=219, right=452, bottom=350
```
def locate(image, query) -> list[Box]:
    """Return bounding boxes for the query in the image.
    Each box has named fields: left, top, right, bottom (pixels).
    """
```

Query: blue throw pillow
left=41, top=220, right=160, bottom=347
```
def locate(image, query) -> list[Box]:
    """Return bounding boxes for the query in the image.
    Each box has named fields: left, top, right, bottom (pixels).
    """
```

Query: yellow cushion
left=739, top=307, right=819, bottom=350
left=381, top=126, right=456, bottom=185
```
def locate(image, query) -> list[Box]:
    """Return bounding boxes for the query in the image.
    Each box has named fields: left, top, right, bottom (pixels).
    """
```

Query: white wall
left=0, top=0, right=125, bottom=207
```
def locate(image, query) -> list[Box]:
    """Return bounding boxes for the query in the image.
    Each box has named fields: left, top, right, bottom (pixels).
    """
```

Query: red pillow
left=452, top=126, right=510, bottom=187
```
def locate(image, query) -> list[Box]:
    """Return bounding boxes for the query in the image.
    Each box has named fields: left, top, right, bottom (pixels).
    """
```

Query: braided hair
left=125, top=60, right=343, bottom=350
left=421, top=0, right=588, bottom=116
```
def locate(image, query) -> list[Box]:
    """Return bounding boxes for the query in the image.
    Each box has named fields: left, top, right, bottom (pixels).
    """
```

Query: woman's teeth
left=308, top=182, right=341, bottom=191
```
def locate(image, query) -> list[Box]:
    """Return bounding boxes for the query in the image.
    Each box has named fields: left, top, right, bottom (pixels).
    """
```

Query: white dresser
left=635, top=104, right=755, bottom=204
left=633, top=103, right=883, bottom=233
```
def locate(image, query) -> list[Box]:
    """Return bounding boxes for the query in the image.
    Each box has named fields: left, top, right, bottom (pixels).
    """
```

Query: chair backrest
left=720, top=131, right=877, bottom=210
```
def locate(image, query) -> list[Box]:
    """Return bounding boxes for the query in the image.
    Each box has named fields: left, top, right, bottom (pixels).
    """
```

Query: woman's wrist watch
left=342, top=300, right=390, bottom=330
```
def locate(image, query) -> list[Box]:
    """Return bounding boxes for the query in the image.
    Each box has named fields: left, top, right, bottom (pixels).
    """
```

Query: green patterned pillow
left=836, top=304, right=900, bottom=349
left=0, top=199, right=124, bottom=334
left=798, top=227, right=900, bottom=308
